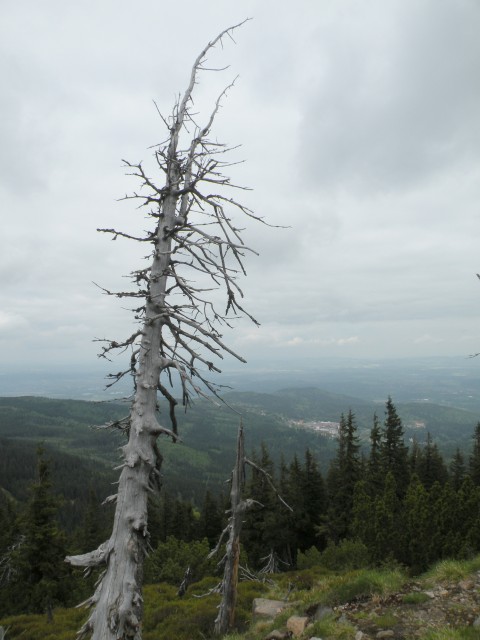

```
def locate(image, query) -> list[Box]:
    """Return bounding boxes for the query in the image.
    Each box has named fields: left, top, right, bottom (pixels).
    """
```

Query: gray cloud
left=298, top=0, right=480, bottom=193
left=1, top=0, right=480, bottom=372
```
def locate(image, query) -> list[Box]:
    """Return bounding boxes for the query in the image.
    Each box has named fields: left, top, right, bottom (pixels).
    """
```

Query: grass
left=422, top=557, right=480, bottom=585
left=299, top=567, right=406, bottom=608
left=401, top=591, right=431, bottom=604
left=420, top=628, right=480, bottom=640
left=2, top=555, right=480, bottom=640
left=305, top=613, right=356, bottom=639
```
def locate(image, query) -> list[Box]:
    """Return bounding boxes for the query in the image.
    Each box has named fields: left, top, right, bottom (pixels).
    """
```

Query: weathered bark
left=66, top=22, right=258, bottom=640
left=213, top=424, right=292, bottom=636
left=213, top=423, right=246, bottom=635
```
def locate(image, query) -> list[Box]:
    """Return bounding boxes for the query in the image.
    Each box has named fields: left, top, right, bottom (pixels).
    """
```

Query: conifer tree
left=242, top=444, right=279, bottom=566
left=449, top=447, right=466, bottom=491
left=434, top=480, right=462, bottom=558
left=416, top=433, right=448, bottom=489
left=201, top=491, right=223, bottom=548
left=458, top=476, right=480, bottom=555
left=371, top=471, right=401, bottom=563
left=367, top=413, right=383, bottom=495
left=351, top=479, right=375, bottom=551
left=301, top=449, right=326, bottom=551
left=8, top=448, right=72, bottom=616
left=379, top=398, right=409, bottom=496
left=403, top=474, right=432, bottom=572
left=326, top=410, right=360, bottom=541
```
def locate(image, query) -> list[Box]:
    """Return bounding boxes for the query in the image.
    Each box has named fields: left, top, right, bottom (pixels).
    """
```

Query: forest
left=2, top=395, right=480, bottom=625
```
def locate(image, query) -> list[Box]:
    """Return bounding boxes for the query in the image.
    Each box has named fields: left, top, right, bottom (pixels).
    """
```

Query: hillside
left=1, top=556, right=480, bottom=639
left=0, top=388, right=479, bottom=503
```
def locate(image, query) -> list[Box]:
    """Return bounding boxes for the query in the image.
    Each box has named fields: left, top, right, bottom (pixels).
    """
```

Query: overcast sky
left=1, top=0, right=480, bottom=377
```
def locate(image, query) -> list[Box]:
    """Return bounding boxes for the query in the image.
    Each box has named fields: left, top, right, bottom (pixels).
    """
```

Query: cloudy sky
left=1, top=0, right=480, bottom=377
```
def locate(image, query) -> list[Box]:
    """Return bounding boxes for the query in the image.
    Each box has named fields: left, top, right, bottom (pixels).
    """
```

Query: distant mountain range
left=1, top=386, right=479, bottom=504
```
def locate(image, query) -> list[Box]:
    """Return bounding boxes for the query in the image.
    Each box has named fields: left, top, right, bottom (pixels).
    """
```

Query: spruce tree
left=351, top=479, right=375, bottom=551
left=201, top=491, right=223, bottom=548
left=326, top=411, right=360, bottom=541
left=403, top=474, right=432, bottom=572
left=416, top=433, right=448, bottom=489
left=371, top=471, right=401, bottom=563
left=242, top=444, right=279, bottom=567
left=366, top=413, right=383, bottom=496
left=449, top=448, right=466, bottom=491
left=301, top=449, right=326, bottom=551
left=8, top=447, right=72, bottom=615
left=379, top=398, right=409, bottom=497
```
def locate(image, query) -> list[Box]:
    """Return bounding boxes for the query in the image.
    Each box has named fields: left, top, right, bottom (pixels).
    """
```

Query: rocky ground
left=334, top=572, right=480, bottom=638
left=259, top=568, right=480, bottom=639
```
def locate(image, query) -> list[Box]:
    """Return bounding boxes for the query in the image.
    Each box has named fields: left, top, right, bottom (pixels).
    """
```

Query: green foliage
left=320, top=539, right=370, bottom=572
left=296, top=545, right=323, bottom=570
left=326, top=411, right=360, bottom=541
left=317, top=568, right=405, bottom=606
left=0, top=607, right=86, bottom=640
left=379, top=398, right=409, bottom=496
left=142, top=577, right=266, bottom=640
left=401, top=591, right=431, bottom=604
left=144, top=537, right=216, bottom=586
left=421, top=629, right=480, bottom=640
left=1, top=449, right=75, bottom=617
left=306, top=612, right=356, bottom=639
left=294, top=566, right=405, bottom=612
left=422, top=557, right=480, bottom=584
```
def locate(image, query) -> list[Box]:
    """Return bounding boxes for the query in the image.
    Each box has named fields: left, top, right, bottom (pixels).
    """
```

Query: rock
left=313, top=605, right=334, bottom=621
left=264, top=630, right=291, bottom=640
left=286, top=615, right=309, bottom=637
left=355, top=632, right=366, bottom=640
left=253, top=598, right=289, bottom=620
left=474, top=615, right=480, bottom=628
left=376, top=631, right=395, bottom=639
left=459, top=579, right=474, bottom=591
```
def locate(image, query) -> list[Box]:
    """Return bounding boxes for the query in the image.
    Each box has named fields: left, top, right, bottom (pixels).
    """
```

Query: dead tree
left=66, top=22, right=260, bottom=640
left=210, top=423, right=292, bottom=636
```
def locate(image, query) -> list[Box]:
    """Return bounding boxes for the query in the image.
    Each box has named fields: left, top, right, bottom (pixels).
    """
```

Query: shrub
left=144, top=536, right=217, bottom=586
left=320, top=539, right=371, bottom=572
left=297, top=545, right=323, bottom=570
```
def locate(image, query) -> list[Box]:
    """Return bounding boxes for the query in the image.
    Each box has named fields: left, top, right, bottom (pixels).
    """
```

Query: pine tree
left=403, top=474, right=432, bottom=572
left=449, top=448, right=466, bottom=491
left=434, top=480, right=462, bottom=558
left=379, top=398, right=409, bottom=497
left=351, top=479, right=375, bottom=551
left=201, top=491, right=223, bottom=548
left=326, top=411, right=360, bottom=542
left=458, top=476, right=480, bottom=555
left=242, top=444, right=279, bottom=567
left=416, top=433, right=448, bottom=489
left=366, top=413, right=383, bottom=496
left=371, top=471, right=401, bottom=563
left=7, top=448, right=72, bottom=616
left=301, top=449, right=326, bottom=551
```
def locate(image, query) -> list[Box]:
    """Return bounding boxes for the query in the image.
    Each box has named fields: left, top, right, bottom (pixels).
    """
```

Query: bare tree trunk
left=214, top=424, right=245, bottom=635
left=212, top=424, right=292, bottom=636
left=66, top=22, right=260, bottom=640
